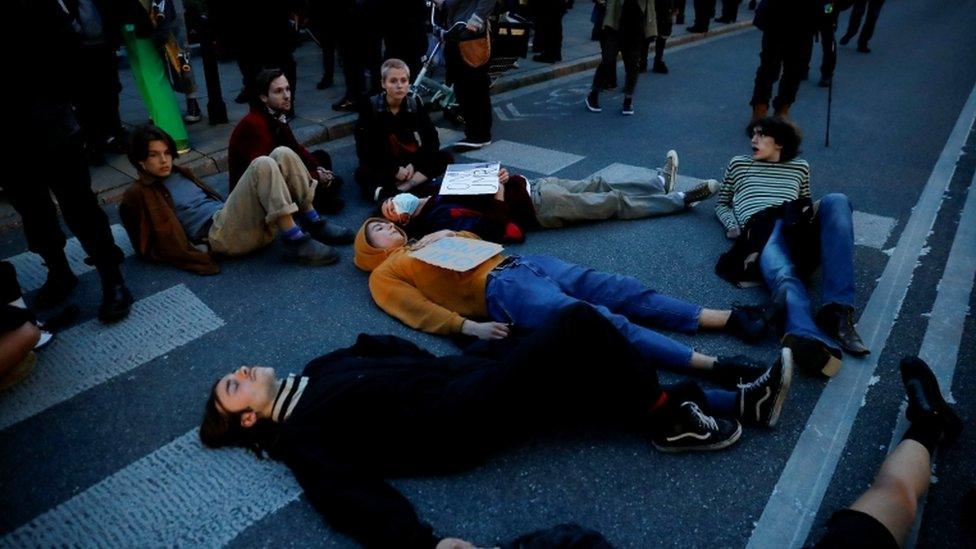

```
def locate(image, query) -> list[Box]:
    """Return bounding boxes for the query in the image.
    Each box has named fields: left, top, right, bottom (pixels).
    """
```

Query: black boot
left=652, top=37, right=669, bottom=74
left=96, top=264, right=133, bottom=323
left=35, top=252, right=78, bottom=309
left=815, top=303, right=870, bottom=355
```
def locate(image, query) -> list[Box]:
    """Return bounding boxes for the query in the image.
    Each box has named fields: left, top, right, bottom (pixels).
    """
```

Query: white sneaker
left=662, top=149, right=679, bottom=193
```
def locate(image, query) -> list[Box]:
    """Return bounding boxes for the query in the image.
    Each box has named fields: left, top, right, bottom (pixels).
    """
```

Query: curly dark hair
left=199, top=379, right=278, bottom=459
left=745, top=116, right=802, bottom=162
left=127, top=124, right=179, bottom=174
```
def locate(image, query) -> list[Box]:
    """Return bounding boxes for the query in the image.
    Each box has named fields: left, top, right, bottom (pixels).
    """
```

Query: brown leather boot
left=750, top=103, right=768, bottom=122
left=774, top=103, right=791, bottom=119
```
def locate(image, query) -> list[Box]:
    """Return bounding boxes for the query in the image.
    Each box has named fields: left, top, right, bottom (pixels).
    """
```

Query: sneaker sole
left=622, top=110, right=635, bottom=116
left=652, top=422, right=743, bottom=453
left=584, top=99, right=602, bottom=113
left=663, top=150, right=678, bottom=194
left=766, top=347, right=794, bottom=427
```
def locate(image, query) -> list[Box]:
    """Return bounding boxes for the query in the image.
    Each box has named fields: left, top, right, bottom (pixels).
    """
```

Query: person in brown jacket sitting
left=120, top=125, right=352, bottom=272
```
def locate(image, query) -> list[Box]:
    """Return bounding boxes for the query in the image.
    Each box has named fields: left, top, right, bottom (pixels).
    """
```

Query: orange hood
left=354, top=218, right=408, bottom=272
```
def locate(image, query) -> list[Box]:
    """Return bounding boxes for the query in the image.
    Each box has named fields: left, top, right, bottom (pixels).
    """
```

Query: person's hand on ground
left=316, top=167, right=336, bottom=187
left=498, top=168, right=510, bottom=185
left=461, top=320, right=510, bottom=340
left=726, top=227, right=741, bottom=239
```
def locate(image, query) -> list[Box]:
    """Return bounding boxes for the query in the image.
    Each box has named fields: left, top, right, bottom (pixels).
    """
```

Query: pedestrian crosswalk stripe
left=852, top=210, right=898, bottom=250
left=463, top=139, right=584, bottom=175
left=0, top=284, right=224, bottom=431
left=0, top=429, right=303, bottom=548
left=5, top=224, right=134, bottom=293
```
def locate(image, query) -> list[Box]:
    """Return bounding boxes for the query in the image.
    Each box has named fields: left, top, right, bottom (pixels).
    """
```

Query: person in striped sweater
left=715, top=117, right=869, bottom=377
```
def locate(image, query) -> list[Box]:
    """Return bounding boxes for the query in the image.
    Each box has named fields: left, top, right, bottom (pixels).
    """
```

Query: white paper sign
left=439, top=163, right=501, bottom=196
left=410, top=236, right=503, bottom=271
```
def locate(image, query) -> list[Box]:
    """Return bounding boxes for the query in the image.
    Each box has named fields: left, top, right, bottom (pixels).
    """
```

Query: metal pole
left=198, top=14, right=228, bottom=125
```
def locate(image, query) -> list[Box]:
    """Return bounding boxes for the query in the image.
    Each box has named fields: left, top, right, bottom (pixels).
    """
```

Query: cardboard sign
left=439, top=163, right=501, bottom=196
left=410, top=237, right=504, bottom=271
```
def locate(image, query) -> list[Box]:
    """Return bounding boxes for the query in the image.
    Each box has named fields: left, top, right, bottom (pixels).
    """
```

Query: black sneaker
left=622, top=96, right=635, bottom=116
left=585, top=90, right=601, bottom=113
left=725, top=288, right=786, bottom=343
left=98, top=284, right=134, bottom=323
left=714, top=355, right=767, bottom=388
left=303, top=219, right=355, bottom=245
left=651, top=60, right=669, bottom=74
left=183, top=98, right=202, bottom=124
left=652, top=402, right=741, bottom=453
left=682, top=179, right=719, bottom=206
left=900, top=356, right=963, bottom=441
left=737, top=348, right=793, bottom=427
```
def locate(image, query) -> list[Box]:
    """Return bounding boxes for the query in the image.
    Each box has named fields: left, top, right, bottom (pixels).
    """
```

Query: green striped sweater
left=714, top=155, right=811, bottom=231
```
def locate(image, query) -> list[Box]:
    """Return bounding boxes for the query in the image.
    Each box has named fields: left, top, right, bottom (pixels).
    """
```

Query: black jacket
left=355, top=93, right=442, bottom=182
left=753, top=0, right=826, bottom=34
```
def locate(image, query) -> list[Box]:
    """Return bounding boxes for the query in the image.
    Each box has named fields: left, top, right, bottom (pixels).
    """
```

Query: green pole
left=122, top=24, right=190, bottom=152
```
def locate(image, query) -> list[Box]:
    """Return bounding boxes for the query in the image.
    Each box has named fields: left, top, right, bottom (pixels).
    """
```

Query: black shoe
left=725, top=288, right=786, bottom=343
left=35, top=269, right=79, bottom=309
left=183, top=98, right=202, bottom=124
left=651, top=60, right=669, bottom=74
left=234, top=90, right=249, bottom=104
left=331, top=98, right=358, bottom=112
left=281, top=235, right=340, bottom=265
left=857, top=44, right=872, bottom=53
left=838, top=34, right=853, bottom=46
left=316, top=76, right=334, bottom=90
left=782, top=334, right=843, bottom=377
left=900, top=356, right=963, bottom=441
left=303, top=218, right=355, bottom=245
left=815, top=304, right=870, bottom=356
left=532, top=53, right=561, bottom=63
left=714, top=355, right=767, bottom=388
left=818, top=76, right=832, bottom=88
left=686, top=25, right=709, bottom=33
left=652, top=402, right=742, bottom=453
left=737, top=348, right=794, bottom=427
left=585, top=91, right=601, bottom=113
left=622, top=96, right=634, bottom=116
left=98, top=284, right=133, bottom=323
left=682, top=179, right=719, bottom=206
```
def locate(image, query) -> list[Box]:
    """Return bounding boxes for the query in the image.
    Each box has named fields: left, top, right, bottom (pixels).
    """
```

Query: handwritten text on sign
left=410, top=237, right=504, bottom=271
left=439, top=163, right=501, bottom=196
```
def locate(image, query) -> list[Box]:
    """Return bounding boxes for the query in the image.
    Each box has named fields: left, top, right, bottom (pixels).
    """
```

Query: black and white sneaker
left=661, top=150, right=678, bottom=194
left=622, top=96, right=635, bottom=116
left=585, top=91, right=602, bottom=113
left=455, top=139, right=492, bottom=150
left=652, top=401, right=742, bottom=453
left=682, top=179, right=720, bottom=207
left=737, top=348, right=794, bottom=427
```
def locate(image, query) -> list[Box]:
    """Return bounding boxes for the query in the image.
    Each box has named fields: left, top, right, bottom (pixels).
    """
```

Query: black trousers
left=444, top=42, right=493, bottom=142
left=354, top=149, right=453, bottom=199
left=73, top=43, right=124, bottom=151
left=592, top=29, right=642, bottom=95
left=719, top=0, right=741, bottom=21
left=533, top=3, right=567, bottom=58
left=844, top=0, right=885, bottom=47
left=806, top=14, right=838, bottom=80
left=692, top=0, right=716, bottom=28
left=306, top=2, right=337, bottom=84
left=3, top=134, right=123, bottom=269
left=750, top=29, right=814, bottom=109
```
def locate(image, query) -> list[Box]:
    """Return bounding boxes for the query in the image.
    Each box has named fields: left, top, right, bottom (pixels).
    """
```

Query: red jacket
left=227, top=107, right=320, bottom=191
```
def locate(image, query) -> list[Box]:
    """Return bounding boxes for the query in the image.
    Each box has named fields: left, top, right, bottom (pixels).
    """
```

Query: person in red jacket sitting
left=228, top=68, right=348, bottom=218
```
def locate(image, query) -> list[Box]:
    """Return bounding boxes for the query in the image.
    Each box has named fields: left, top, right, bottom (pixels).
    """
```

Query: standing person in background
left=639, top=0, right=673, bottom=74
left=382, top=0, right=430, bottom=78
left=143, top=0, right=205, bottom=123
left=806, top=1, right=848, bottom=88
left=7, top=0, right=134, bottom=323
left=305, top=0, right=337, bottom=90
left=224, top=0, right=299, bottom=116
left=839, top=0, right=885, bottom=53
left=532, top=0, right=573, bottom=63
left=748, top=0, right=820, bottom=121
left=585, top=0, right=657, bottom=115
left=685, top=0, right=715, bottom=32
left=434, top=0, right=497, bottom=149
left=715, top=0, right=741, bottom=22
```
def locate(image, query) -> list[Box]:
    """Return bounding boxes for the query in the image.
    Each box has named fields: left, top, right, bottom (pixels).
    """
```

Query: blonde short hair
left=380, top=58, right=410, bottom=81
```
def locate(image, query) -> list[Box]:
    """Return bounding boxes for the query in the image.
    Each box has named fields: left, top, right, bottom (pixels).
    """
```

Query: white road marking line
left=463, top=140, right=584, bottom=175
left=852, top=210, right=898, bottom=250
left=747, top=81, right=976, bottom=549
left=888, top=168, right=976, bottom=548
left=0, top=284, right=225, bottom=431
left=5, top=224, right=134, bottom=292
left=0, top=429, right=305, bottom=548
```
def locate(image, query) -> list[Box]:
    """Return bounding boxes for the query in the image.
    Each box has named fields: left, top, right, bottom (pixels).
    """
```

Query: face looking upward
left=139, top=139, right=174, bottom=179
left=381, top=198, right=411, bottom=224
left=213, top=365, right=278, bottom=428
left=750, top=127, right=783, bottom=163
left=261, top=75, right=292, bottom=113
left=366, top=220, right=406, bottom=250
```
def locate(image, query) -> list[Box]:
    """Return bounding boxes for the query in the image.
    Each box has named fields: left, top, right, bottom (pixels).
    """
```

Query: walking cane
left=824, top=3, right=837, bottom=147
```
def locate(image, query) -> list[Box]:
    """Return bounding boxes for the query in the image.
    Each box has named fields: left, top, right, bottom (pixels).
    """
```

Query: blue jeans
left=485, top=255, right=702, bottom=371
left=759, top=193, right=856, bottom=353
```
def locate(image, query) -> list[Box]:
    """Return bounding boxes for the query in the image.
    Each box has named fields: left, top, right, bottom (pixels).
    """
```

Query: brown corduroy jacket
left=119, top=166, right=221, bottom=275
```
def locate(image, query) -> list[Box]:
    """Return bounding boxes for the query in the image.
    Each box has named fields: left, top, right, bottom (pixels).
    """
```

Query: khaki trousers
left=531, top=175, right=685, bottom=229
left=208, top=147, right=318, bottom=255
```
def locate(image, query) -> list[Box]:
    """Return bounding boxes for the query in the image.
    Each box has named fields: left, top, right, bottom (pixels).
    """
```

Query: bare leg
left=0, top=322, right=40, bottom=374
left=689, top=352, right=718, bottom=370
left=699, top=308, right=731, bottom=329
left=848, top=439, right=930, bottom=545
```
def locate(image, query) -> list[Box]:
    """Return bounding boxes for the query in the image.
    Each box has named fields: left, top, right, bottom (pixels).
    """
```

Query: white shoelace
left=686, top=402, right=719, bottom=432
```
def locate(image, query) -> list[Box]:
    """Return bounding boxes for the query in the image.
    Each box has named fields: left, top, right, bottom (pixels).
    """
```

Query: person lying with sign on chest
left=380, top=151, right=720, bottom=243
left=354, top=218, right=791, bottom=390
